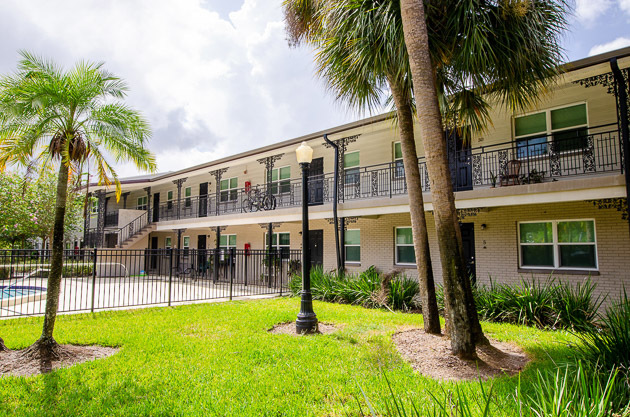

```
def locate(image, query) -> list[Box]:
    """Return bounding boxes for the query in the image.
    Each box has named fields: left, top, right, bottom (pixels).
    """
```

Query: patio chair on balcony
left=500, top=160, right=521, bottom=186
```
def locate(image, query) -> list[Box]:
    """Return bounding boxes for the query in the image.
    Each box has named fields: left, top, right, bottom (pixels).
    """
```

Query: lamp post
left=295, top=141, right=318, bottom=334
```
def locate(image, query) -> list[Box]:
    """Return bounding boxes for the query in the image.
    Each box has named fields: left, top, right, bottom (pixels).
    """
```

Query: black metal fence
left=0, top=249, right=300, bottom=318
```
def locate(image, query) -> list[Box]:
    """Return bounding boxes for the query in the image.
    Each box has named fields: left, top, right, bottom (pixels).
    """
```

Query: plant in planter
left=521, top=169, right=546, bottom=184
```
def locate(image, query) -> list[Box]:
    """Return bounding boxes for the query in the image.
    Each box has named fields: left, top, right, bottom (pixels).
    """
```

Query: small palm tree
left=0, top=52, right=156, bottom=357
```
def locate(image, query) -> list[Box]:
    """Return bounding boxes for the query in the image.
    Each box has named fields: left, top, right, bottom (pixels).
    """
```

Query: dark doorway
left=308, top=157, right=324, bottom=205
left=460, top=223, right=476, bottom=283
left=152, top=193, right=160, bottom=222
left=197, top=235, right=207, bottom=274
left=150, top=236, right=159, bottom=269
left=447, top=130, right=473, bottom=191
left=308, top=229, right=324, bottom=267
left=199, top=183, right=208, bottom=217
left=105, top=233, right=118, bottom=248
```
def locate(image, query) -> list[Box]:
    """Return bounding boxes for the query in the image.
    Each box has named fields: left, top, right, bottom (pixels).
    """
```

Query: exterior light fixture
left=295, top=141, right=313, bottom=164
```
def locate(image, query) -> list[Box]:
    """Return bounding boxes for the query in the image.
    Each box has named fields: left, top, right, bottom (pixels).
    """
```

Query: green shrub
left=0, top=263, right=93, bottom=280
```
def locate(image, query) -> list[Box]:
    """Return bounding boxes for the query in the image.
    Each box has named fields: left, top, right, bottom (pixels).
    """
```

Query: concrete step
left=117, top=223, right=157, bottom=249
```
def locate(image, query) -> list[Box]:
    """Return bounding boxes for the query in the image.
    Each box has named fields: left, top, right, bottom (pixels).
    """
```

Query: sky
left=0, top=0, right=629, bottom=178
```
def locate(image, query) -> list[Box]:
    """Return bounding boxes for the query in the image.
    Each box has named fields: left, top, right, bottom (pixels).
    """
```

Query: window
left=137, top=196, right=147, bottom=210
left=91, top=199, right=98, bottom=214
left=165, top=237, right=172, bottom=249
left=219, top=234, right=237, bottom=249
left=265, top=232, right=291, bottom=258
left=344, top=151, right=360, bottom=186
left=344, top=229, right=361, bottom=263
left=184, top=187, right=192, bottom=208
left=220, top=177, right=238, bottom=202
left=515, top=103, right=588, bottom=158
left=167, top=190, right=174, bottom=210
left=393, top=142, right=405, bottom=178
left=183, top=236, right=190, bottom=256
left=519, top=220, right=597, bottom=270
left=395, top=227, right=415, bottom=265
left=271, top=166, right=291, bottom=194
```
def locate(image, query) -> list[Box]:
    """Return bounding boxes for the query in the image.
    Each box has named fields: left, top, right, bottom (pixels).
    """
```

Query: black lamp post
left=295, top=141, right=318, bottom=334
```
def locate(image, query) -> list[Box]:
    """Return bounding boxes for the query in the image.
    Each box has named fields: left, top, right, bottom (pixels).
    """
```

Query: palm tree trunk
left=388, top=75, right=440, bottom=334
left=399, top=0, right=485, bottom=359
left=0, top=336, right=6, bottom=351
left=30, top=161, right=69, bottom=355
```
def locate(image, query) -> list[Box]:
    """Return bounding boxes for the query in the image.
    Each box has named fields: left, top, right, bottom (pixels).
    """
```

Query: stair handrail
left=117, top=211, right=151, bottom=246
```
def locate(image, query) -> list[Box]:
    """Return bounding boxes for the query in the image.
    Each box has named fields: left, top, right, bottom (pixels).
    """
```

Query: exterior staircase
left=117, top=223, right=156, bottom=249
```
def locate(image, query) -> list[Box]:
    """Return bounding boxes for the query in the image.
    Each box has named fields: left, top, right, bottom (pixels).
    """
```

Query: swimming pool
left=1, top=286, right=46, bottom=299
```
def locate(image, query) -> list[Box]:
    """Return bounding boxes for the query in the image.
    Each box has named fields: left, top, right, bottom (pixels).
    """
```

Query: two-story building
left=85, top=47, right=630, bottom=300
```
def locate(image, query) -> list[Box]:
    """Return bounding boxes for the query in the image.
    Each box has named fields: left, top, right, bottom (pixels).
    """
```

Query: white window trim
left=344, top=229, right=361, bottom=264
left=393, top=142, right=405, bottom=178
left=167, top=190, right=174, bottom=201
left=220, top=177, right=238, bottom=201
left=165, top=236, right=172, bottom=249
left=219, top=234, right=237, bottom=249
left=183, top=236, right=190, bottom=249
left=91, top=199, right=98, bottom=214
left=184, top=186, right=192, bottom=207
left=518, top=219, right=598, bottom=271
left=514, top=102, right=589, bottom=158
left=137, top=196, right=148, bottom=210
left=395, top=226, right=415, bottom=266
left=271, top=165, right=291, bottom=194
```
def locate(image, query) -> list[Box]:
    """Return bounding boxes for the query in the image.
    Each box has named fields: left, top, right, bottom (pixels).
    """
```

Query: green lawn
left=0, top=298, right=576, bottom=416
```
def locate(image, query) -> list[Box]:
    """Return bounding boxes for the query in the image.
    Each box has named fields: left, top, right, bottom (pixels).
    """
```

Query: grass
left=0, top=298, right=577, bottom=416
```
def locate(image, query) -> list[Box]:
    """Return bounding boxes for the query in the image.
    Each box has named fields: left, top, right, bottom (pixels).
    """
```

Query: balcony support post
left=144, top=187, right=151, bottom=222
left=610, top=58, right=630, bottom=236
left=122, top=192, right=130, bottom=209
left=173, top=178, right=187, bottom=220
left=210, top=168, right=228, bottom=216
left=257, top=154, right=284, bottom=197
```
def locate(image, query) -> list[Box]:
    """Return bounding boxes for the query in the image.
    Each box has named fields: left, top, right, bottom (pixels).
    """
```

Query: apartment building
left=85, top=47, right=630, bottom=299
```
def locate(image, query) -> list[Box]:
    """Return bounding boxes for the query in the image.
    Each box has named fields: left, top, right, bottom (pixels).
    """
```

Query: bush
left=0, top=263, right=93, bottom=280
left=288, top=266, right=419, bottom=312
left=436, top=277, right=601, bottom=331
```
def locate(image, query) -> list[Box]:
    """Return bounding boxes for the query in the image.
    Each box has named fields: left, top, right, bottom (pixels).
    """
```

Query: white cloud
left=575, top=0, right=613, bottom=24
left=620, top=0, right=630, bottom=14
left=589, top=36, right=630, bottom=55
left=0, top=0, right=357, bottom=176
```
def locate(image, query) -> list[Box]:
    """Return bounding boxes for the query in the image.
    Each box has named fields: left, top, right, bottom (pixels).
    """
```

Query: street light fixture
left=295, top=141, right=318, bottom=334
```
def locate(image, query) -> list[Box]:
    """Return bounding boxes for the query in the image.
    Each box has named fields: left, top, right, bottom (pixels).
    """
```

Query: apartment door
left=308, top=157, right=324, bottom=206
left=150, top=236, right=159, bottom=269
left=460, top=223, right=476, bottom=283
left=199, top=183, right=208, bottom=217
left=197, top=235, right=207, bottom=273
left=447, top=130, right=473, bottom=191
left=152, top=193, right=160, bottom=222
left=308, top=229, right=324, bottom=267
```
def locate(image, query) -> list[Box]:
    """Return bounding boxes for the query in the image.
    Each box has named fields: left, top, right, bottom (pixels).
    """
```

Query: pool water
left=0, top=287, right=45, bottom=299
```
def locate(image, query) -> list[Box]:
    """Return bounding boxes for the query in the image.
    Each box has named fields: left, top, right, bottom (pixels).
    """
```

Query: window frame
left=393, top=142, right=405, bottom=178
left=270, top=165, right=291, bottom=195
left=518, top=219, right=598, bottom=271
left=167, top=190, right=174, bottom=210
left=165, top=236, right=172, bottom=249
left=265, top=232, right=291, bottom=259
left=344, top=229, right=361, bottom=264
left=183, top=236, right=190, bottom=256
left=344, top=150, right=360, bottom=186
left=220, top=177, right=238, bottom=202
left=91, top=199, right=98, bottom=214
left=184, top=186, right=192, bottom=208
left=219, top=234, right=237, bottom=249
left=395, top=226, right=416, bottom=266
left=137, top=196, right=148, bottom=211
left=514, top=102, right=589, bottom=159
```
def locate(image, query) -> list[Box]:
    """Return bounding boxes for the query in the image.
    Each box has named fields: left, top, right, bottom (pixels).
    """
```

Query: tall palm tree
left=287, top=0, right=568, bottom=358
left=0, top=52, right=156, bottom=357
left=284, top=0, right=441, bottom=334
left=399, top=0, right=567, bottom=358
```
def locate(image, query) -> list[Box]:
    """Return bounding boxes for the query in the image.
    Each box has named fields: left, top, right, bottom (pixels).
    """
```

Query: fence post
left=244, top=249, right=248, bottom=287
left=229, top=248, right=235, bottom=301
left=90, top=248, right=97, bottom=313
left=168, top=248, right=173, bottom=306
left=279, top=250, right=283, bottom=297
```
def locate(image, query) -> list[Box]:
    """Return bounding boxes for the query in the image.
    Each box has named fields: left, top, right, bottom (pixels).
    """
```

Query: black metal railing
left=93, top=124, right=624, bottom=227
left=0, top=248, right=300, bottom=318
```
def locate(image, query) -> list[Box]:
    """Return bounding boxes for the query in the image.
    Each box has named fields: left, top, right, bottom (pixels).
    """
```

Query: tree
left=0, top=170, right=84, bottom=249
left=286, top=0, right=568, bottom=358
left=398, top=0, right=567, bottom=358
left=0, top=52, right=156, bottom=358
left=284, top=0, right=441, bottom=333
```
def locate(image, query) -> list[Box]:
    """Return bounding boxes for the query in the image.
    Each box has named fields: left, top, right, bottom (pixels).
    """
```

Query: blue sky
left=0, top=1, right=628, bottom=177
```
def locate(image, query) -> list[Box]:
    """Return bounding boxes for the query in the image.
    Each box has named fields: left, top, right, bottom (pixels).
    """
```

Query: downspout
left=323, top=134, right=342, bottom=271
left=610, top=58, right=630, bottom=237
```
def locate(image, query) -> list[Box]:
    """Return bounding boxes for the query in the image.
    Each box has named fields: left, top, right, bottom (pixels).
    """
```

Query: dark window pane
left=551, top=104, right=587, bottom=130
left=559, top=245, right=596, bottom=268
left=521, top=245, right=554, bottom=267
left=552, top=127, right=588, bottom=153
left=345, top=246, right=360, bottom=262
left=397, top=246, right=415, bottom=264
left=515, top=112, right=546, bottom=136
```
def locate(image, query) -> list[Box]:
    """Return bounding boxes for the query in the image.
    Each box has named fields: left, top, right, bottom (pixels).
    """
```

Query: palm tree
left=284, top=0, right=441, bottom=333
left=399, top=0, right=567, bottom=358
left=287, top=0, right=568, bottom=358
left=0, top=52, right=156, bottom=358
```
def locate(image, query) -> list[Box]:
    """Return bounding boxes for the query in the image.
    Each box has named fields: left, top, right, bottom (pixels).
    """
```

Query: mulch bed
left=0, top=344, right=119, bottom=378
left=269, top=321, right=339, bottom=335
left=393, top=329, right=529, bottom=381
